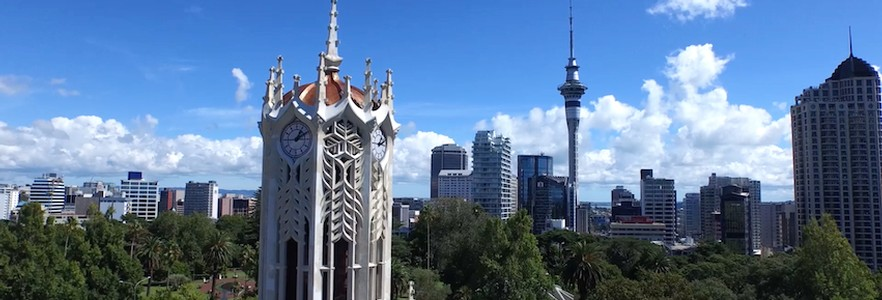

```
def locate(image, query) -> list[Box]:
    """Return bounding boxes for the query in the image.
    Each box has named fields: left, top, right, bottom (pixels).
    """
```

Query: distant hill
left=164, top=188, right=257, bottom=197
left=219, top=189, right=257, bottom=197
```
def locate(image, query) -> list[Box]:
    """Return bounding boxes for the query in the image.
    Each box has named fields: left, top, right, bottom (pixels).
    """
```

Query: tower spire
left=848, top=26, right=854, bottom=57
left=564, top=0, right=580, bottom=82
left=324, top=0, right=343, bottom=71
left=568, top=0, right=575, bottom=60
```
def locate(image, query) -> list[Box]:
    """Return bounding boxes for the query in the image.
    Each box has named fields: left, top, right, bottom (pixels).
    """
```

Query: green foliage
left=472, top=210, right=552, bottom=299
left=562, top=241, right=607, bottom=300
left=795, top=214, right=877, bottom=300
left=410, top=268, right=451, bottom=300
left=408, top=198, right=488, bottom=291
left=692, top=278, right=737, bottom=300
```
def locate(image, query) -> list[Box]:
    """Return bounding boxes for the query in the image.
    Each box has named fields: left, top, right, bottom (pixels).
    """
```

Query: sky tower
left=558, top=0, right=586, bottom=230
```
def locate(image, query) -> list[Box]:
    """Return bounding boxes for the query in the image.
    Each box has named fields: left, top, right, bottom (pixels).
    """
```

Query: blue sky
left=1, top=0, right=880, bottom=202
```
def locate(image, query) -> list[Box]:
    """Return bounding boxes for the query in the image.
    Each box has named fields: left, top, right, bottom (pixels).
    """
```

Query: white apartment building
left=30, top=173, right=66, bottom=214
left=120, top=172, right=159, bottom=220
left=437, top=170, right=472, bottom=201
left=471, top=130, right=516, bottom=219
left=0, top=186, right=20, bottom=220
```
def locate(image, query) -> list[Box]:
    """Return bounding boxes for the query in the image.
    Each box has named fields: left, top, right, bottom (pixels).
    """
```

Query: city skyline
left=1, top=1, right=881, bottom=202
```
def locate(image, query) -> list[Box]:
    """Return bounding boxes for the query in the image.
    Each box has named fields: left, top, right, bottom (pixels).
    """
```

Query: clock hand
left=294, top=130, right=308, bottom=142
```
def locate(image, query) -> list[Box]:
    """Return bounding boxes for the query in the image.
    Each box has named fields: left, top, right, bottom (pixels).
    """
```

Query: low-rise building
left=609, top=216, right=669, bottom=242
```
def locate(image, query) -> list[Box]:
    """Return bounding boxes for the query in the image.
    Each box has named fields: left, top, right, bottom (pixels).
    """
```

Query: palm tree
left=138, top=236, right=164, bottom=296
left=562, top=241, right=605, bottom=300
left=205, top=231, right=233, bottom=299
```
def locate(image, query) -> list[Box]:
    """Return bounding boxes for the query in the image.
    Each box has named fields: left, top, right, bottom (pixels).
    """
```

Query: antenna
left=568, top=0, right=575, bottom=59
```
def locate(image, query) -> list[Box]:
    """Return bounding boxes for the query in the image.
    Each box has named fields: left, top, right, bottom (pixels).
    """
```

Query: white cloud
left=772, top=101, right=788, bottom=111
left=0, top=116, right=262, bottom=178
left=49, top=78, right=66, bottom=85
left=232, top=68, right=252, bottom=102
left=648, top=0, right=748, bottom=21
left=0, top=114, right=452, bottom=187
left=0, top=75, right=30, bottom=96
left=57, top=88, right=81, bottom=97
left=475, top=43, right=793, bottom=200
left=393, top=131, right=456, bottom=182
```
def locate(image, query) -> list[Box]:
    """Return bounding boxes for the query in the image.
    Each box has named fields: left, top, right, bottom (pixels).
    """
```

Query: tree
left=472, top=210, right=552, bottom=299
left=410, top=268, right=451, bottom=300
left=795, top=214, right=877, bottom=300
left=204, top=231, right=233, bottom=299
left=391, top=260, right=411, bottom=298
left=537, top=229, right=590, bottom=283
left=241, top=244, right=259, bottom=281
left=563, top=241, right=607, bottom=300
left=138, top=236, right=164, bottom=296
left=692, top=278, right=737, bottom=300
left=216, top=215, right=248, bottom=246
left=408, top=198, right=488, bottom=291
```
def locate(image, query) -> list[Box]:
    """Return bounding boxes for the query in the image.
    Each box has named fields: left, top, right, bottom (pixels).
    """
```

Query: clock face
left=280, top=121, right=312, bottom=159
left=371, top=127, right=387, bottom=161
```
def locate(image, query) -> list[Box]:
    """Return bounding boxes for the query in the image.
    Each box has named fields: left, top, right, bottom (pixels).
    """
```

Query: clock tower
left=256, top=1, right=400, bottom=299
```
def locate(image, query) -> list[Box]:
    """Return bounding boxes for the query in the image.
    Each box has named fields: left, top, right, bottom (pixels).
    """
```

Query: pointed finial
left=364, top=58, right=373, bottom=90
left=344, top=75, right=352, bottom=101
left=324, top=0, right=343, bottom=70
left=277, top=55, right=284, bottom=70
left=372, top=79, right=380, bottom=101
left=848, top=26, right=854, bottom=57
left=383, top=69, right=394, bottom=108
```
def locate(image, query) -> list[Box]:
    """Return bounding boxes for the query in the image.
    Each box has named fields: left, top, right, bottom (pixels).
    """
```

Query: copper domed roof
left=282, top=72, right=367, bottom=108
left=828, top=55, right=877, bottom=80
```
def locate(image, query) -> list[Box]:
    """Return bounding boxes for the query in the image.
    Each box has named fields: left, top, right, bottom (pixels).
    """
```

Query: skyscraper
left=472, top=130, right=516, bottom=219
left=517, top=154, right=553, bottom=215
left=699, top=173, right=762, bottom=253
left=611, top=186, right=640, bottom=222
left=683, top=192, right=701, bottom=238
left=575, top=203, right=591, bottom=233
left=720, top=185, right=750, bottom=254
left=760, top=201, right=797, bottom=253
left=30, top=173, right=65, bottom=214
left=120, top=171, right=159, bottom=220
left=183, top=181, right=219, bottom=219
left=430, top=144, right=468, bottom=199
left=531, top=175, right=570, bottom=233
left=791, top=47, right=882, bottom=269
left=558, top=1, right=587, bottom=231
left=641, top=174, right=677, bottom=243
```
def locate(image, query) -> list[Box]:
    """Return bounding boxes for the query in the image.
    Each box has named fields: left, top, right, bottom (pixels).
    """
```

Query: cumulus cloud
left=475, top=43, right=793, bottom=200
left=648, top=0, right=748, bottom=21
left=0, top=114, right=451, bottom=188
left=0, top=116, right=262, bottom=179
left=393, top=131, right=456, bottom=182
left=231, top=68, right=252, bottom=102
left=57, top=88, right=81, bottom=97
left=0, top=75, right=31, bottom=96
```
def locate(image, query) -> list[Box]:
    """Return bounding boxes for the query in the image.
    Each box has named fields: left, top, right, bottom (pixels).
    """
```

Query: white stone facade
left=257, top=1, right=399, bottom=298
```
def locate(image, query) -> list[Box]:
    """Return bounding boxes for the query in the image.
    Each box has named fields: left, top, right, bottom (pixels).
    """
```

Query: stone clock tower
left=257, top=1, right=399, bottom=299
